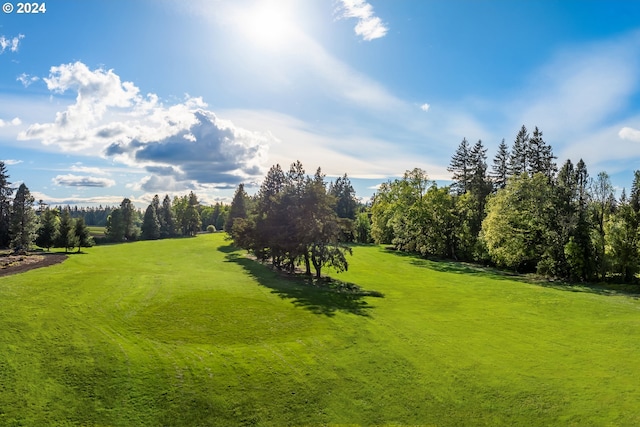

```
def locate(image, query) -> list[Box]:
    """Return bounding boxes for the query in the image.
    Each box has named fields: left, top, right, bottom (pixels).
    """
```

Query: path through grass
left=0, top=234, right=639, bottom=425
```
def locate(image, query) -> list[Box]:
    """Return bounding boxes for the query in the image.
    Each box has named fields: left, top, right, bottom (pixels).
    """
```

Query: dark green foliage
left=159, top=195, right=175, bottom=238
left=36, top=208, right=59, bottom=251
left=231, top=162, right=351, bottom=279
left=491, top=139, right=510, bottom=189
left=329, top=174, right=358, bottom=220
left=105, top=208, right=125, bottom=242
left=448, top=138, right=472, bottom=195
left=0, top=161, right=14, bottom=248
left=56, top=209, right=77, bottom=252
left=141, top=204, right=161, bottom=240
left=73, top=216, right=93, bottom=252
left=9, top=183, right=38, bottom=251
left=226, top=183, right=248, bottom=235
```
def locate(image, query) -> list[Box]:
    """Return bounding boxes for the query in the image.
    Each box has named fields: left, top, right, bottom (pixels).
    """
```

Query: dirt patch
left=0, top=252, right=68, bottom=277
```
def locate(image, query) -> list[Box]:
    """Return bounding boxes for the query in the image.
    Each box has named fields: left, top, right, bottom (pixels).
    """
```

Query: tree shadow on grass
left=382, top=247, right=640, bottom=299
left=219, top=245, right=380, bottom=317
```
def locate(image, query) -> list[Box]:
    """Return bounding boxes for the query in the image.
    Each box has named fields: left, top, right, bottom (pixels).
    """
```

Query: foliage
left=231, top=161, right=351, bottom=278
left=9, top=183, right=38, bottom=251
left=0, top=161, right=14, bottom=248
left=36, top=208, right=59, bottom=251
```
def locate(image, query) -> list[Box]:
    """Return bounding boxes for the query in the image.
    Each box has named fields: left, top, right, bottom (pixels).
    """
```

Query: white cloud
left=337, top=0, right=388, bottom=41
left=0, top=34, right=24, bottom=54
left=19, top=62, right=272, bottom=188
left=31, top=191, right=140, bottom=207
left=53, top=174, right=116, bottom=188
left=420, top=103, right=430, bottom=112
left=619, top=126, right=640, bottom=142
left=0, top=117, right=22, bottom=127
left=2, top=159, right=23, bottom=165
left=17, top=73, right=39, bottom=87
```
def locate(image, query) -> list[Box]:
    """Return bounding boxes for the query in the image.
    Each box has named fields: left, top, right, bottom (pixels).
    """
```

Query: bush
left=206, top=225, right=216, bottom=233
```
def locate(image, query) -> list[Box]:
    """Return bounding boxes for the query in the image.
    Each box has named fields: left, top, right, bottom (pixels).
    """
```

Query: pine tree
left=9, top=183, right=38, bottom=251
left=509, top=125, right=529, bottom=176
left=226, top=183, right=249, bottom=235
left=0, top=161, right=14, bottom=248
left=56, top=208, right=76, bottom=251
left=527, top=127, right=557, bottom=179
left=36, top=208, right=59, bottom=251
left=159, top=195, right=175, bottom=238
left=73, top=216, right=93, bottom=252
left=491, top=139, right=510, bottom=190
left=141, top=204, right=161, bottom=240
left=448, top=138, right=472, bottom=195
left=329, top=174, right=358, bottom=220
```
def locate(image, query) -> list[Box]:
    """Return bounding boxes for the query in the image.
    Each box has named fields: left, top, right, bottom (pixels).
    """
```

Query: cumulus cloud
left=19, top=62, right=272, bottom=190
left=17, top=73, right=39, bottom=87
left=619, top=127, right=640, bottom=142
left=53, top=174, right=116, bottom=188
left=420, top=103, right=430, bottom=112
left=0, top=34, right=24, bottom=54
left=337, top=0, right=388, bottom=41
left=0, top=117, right=22, bottom=127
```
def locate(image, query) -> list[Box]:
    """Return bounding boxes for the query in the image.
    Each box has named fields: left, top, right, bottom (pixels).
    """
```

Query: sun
left=237, top=1, right=298, bottom=50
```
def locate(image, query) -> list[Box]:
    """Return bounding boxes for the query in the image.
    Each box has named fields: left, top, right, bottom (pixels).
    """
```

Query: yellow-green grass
left=1, top=234, right=639, bottom=426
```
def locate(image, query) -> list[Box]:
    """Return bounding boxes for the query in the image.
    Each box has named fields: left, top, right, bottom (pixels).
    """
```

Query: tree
left=73, top=216, right=93, bottom=252
left=119, top=198, right=137, bottom=240
left=56, top=208, right=77, bottom=251
left=329, top=174, right=358, bottom=220
left=184, top=192, right=202, bottom=236
left=141, top=204, right=161, bottom=240
left=226, top=183, right=249, bottom=235
left=509, top=125, right=529, bottom=176
left=491, top=139, right=510, bottom=190
left=10, top=183, right=38, bottom=251
left=590, top=171, right=615, bottom=280
left=159, top=195, right=175, bottom=238
left=0, top=161, right=13, bottom=247
left=36, top=208, right=59, bottom=251
left=481, top=173, right=556, bottom=271
left=448, top=138, right=472, bottom=195
left=105, top=208, right=125, bottom=242
left=354, top=212, right=372, bottom=243
left=527, top=126, right=556, bottom=179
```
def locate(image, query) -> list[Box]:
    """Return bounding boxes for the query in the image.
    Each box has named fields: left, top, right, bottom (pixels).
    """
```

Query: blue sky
left=1, top=0, right=640, bottom=206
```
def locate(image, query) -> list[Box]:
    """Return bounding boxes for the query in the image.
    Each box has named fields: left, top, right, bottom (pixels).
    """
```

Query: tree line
left=227, top=161, right=364, bottom=278
left=0, top=162, right=92, bottom=253
left=371, top=125, right=640, bottom=283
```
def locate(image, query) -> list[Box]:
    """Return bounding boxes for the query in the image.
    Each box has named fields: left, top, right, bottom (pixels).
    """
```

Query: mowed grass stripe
left=0, top=234, right=638, bottom=426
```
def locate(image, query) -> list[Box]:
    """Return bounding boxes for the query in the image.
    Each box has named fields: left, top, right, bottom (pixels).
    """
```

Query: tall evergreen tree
left=491, top=139, right=510, bottom=190
left=159, top=195, right=175, bottom=238
left=9, top=183, right=38, bottom=251
left=141, top=204, right=161, bottom=240
left=226, top=183, right=249, bottom=235
left=329, top=174, right=358, bottom=220
left=105, top=208, right=125, bottom=242
left=36, top=208, right=59, bottom=251
left=119, top=198, right=137, bottom=240
left=56, top=208, right=77, bottom=251
left=509, top=125, right=529, bottom=176
left=527, top=127, right=557, bottom=179
left=448, top=138, right=472, bottom=195
left=73, top=216, right=93, bottom=253
left=0, top=161, right=14, bottom=248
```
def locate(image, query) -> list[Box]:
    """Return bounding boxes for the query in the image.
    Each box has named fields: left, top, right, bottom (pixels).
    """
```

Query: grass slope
left=1, top=234, right=639, bottom=426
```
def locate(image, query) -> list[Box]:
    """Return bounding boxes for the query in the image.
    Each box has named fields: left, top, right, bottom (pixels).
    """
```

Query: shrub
left=206, top=225, right=216, bottom=233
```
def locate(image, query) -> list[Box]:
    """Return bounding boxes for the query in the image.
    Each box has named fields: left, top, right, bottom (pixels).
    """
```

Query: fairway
left=1, top=234, right=639, bottom=426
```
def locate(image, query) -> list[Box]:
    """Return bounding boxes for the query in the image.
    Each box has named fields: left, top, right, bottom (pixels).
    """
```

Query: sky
left=2, top=0, right=640, bottom=207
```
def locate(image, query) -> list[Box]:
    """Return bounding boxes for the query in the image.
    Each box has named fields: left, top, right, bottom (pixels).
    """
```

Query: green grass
left=87, top=226, right=105, bottom=237
left=1, top=234, right=640, bottom=426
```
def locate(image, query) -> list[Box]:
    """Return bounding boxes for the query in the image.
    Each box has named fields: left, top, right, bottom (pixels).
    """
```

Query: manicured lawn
left=1, top=234, right=639, bottom=425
